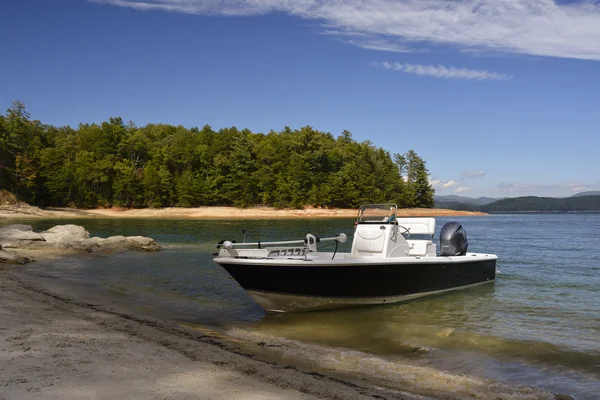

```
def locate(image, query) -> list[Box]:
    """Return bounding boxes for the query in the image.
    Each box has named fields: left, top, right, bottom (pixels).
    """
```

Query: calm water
left=4, top=214, right=600, bottom=399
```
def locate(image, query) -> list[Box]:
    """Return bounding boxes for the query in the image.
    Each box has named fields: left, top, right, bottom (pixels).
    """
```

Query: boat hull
left=217, top=256, right=497, bottom=312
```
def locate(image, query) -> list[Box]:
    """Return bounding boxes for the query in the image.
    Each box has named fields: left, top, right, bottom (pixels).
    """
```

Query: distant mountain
left=479, top=195, right=600, bottom=212
left=435, top=195, right=501, bottom=207
left=434, top=201, right=476, bottom=212
left=435, top=193, right=600, bottom=212
left=572, top=191, right=600, bottom=197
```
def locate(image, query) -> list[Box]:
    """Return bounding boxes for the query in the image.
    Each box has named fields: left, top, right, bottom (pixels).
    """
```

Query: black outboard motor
left=440, top=222, right=468, bottom=256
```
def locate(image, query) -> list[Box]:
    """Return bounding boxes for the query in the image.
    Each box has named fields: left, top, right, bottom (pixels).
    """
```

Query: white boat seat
left=406, top=240, right=434, bottom=257
left=354, top=229, right=385, bottom=254
left=395, top=218, right=436, bottom=237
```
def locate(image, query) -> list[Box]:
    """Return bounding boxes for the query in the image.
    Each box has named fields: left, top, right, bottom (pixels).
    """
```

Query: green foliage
left=400, top=150, right=435, bottom=208
left=0, top=101, right=436, bottom=209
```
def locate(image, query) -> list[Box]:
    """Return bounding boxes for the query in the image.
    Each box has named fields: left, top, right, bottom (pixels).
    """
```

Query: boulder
left=89, top=235, right=160, bottom=253
left=0, top=224, right=160, bottom=263
left=126, top=236, right=161, bottom=251
left=0, top=189, right=18, bottom=206
left=0, top=224, right=46, bottom=248
left=0, top=224, right=34, bottom=233
left=0, top=249, right=29, bottom=264
left=41, top=225, right=90, bottom=245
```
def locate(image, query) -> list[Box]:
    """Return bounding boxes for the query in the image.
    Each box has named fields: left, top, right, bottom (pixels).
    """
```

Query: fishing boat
left=214, top=204, right=497, bottom=312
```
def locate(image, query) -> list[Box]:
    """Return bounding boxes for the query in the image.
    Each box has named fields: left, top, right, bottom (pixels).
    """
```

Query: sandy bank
left=0, top=271, right=424, bottom=400
left=0, top=204, right=486, bottom=220
left=0, top=268, right=563, bottom=400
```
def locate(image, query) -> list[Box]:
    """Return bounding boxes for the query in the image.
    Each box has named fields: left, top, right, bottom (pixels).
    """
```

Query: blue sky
left=1, top=0, right=599, bottom=198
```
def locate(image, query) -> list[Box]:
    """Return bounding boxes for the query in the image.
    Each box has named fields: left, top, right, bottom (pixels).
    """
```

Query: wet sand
left=0, top=205, right=485, bottom=220
left=0, top=270, right=425, bottom=400
left=1, top=266, right=562, bottom=400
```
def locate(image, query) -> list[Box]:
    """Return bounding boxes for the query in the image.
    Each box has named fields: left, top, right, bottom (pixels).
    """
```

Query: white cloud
left=495, top=182, right=599, bottom=196
left=443, top=180, right=458, bottom=189
left=431, top=179, right=458, bottom=189
left=454, top=186, right=472, bottom=193
left=376, top=62, right=510, bottom=81
left=463, top=170, right=487, bottom=179
left=91, top=0, right=600, bottom=61
left=429, top=179, right=442, bottom=188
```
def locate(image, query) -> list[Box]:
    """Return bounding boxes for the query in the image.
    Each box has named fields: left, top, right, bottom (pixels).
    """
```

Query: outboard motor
left=440, top=222, right=468, bottom=256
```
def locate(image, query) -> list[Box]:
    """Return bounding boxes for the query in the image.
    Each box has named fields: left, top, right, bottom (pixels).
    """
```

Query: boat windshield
left=357, top=204, right=398, bottom=224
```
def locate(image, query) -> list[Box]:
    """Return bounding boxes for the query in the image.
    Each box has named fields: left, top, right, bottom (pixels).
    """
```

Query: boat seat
left=395, top=218, right=436, bottom=237
left=406, top=240, right=434, bottom=257
left=354, top=230, right=385, bottom=254
left=352, top=225, right=387, bottom=256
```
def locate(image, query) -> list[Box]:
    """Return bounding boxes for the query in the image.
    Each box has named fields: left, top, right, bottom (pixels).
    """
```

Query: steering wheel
left=397, top=224, right=411, bottom=238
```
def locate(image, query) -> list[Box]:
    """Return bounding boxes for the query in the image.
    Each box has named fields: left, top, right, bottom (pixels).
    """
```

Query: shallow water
left=4, top=214, right=600, bottom=399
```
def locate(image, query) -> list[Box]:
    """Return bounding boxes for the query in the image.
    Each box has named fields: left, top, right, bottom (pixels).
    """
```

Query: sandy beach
left=0, top=269, right=426, bottom=400
left=2, top=263, right=568, bottom=400
left=1, top=267, right=562, bottom=400
left=0, top=204, right=485, bottom=220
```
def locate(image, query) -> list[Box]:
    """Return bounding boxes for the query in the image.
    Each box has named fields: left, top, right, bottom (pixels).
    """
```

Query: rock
left=79, top=237, right=102, bottom=252
left=41, top=225, right=90, bottom=245
left=126, top=236, right=160, bottom=251
left=0, top=225, right=46, bottom=248
left=0, top=189, right=18, bottom=206
left=88, top=235, right=160, bottom=253
left=103, top=235, right=128, bottom=248
left=0, top=224, right=33, bottom=233
left=554, top=394, right=575, bottom=400
left=0, top=249, right=29, bottom=264
left=1, top=240, right=36, bottom=249
left=0, top=224, right=160, bottom=263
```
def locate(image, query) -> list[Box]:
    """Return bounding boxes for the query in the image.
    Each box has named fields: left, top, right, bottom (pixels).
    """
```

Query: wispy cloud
left=463, top=170, right=487, bottom=179
left=349, top=40, right=414, bottom=54
left=454, top=187, right=472, bottom=193
left=443, top=180, right=458, bottom=189
left=376, top=62, right=510, bottom=81
left=431, top=179, right=458, bottom=189
left=90, top=0, right=600, bottom=61
left=495, top=182, right=600, bottom=196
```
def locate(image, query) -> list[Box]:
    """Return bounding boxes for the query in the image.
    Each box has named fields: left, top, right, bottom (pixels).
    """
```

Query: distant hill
left=434, top=195, right=500, bottom=207
left=572, top=191, right=600, bottom=197
left=479, top=195, right=600, bottom=212
left=433, top=201, right=476, bottom=212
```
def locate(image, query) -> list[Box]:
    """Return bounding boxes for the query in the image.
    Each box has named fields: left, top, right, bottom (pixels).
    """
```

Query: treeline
left=0, top=101, right=434, bottom=209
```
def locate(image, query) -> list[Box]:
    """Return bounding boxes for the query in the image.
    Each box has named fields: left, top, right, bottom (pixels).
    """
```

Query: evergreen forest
left=0, top=101, right=435, bottom=209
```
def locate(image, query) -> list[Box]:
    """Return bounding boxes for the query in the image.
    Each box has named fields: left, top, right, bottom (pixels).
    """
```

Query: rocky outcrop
left=40, top=224, right=90, bottom=245
left=0, top=224, right=160, bottom=264
left=0, top=225, right=46, bottom=248
left=0, top=249, right=30, bottom=264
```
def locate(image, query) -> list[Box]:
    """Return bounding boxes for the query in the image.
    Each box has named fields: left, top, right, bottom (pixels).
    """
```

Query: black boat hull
left=218, top=258, right=497, bottom=312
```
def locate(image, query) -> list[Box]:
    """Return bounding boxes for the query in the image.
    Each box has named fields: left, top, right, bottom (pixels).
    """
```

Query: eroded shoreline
left=0, top=205, right=486, bottom=220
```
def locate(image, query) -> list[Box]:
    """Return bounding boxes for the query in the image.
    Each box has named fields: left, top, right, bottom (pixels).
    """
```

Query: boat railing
left=217, top=233, right=348, bottom=253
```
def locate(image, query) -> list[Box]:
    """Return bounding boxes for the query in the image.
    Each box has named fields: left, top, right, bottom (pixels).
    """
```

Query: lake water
left=4, top=214, right=600, bottom=399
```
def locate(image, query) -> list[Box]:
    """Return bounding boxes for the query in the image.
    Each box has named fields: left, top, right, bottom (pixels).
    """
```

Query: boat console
left=351, top=204, right=437, bottom=258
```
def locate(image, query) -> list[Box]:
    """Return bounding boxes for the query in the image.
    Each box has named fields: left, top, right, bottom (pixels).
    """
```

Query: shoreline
left=0, top=269, right=424, bottom=400
left=0, top=268, right=559, bottom=400
left=0, top=205, right=486, bottom=220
